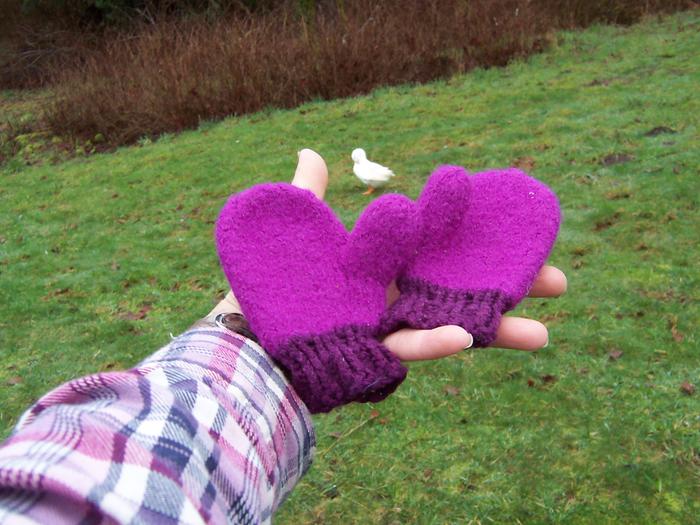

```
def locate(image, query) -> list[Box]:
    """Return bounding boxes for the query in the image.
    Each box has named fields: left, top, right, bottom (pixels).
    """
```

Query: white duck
left=351, top=148, right=395, bottom=195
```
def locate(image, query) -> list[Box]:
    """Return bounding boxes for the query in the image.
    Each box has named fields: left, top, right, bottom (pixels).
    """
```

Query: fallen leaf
left=644, top=126, right=676, bottom=137
left=680, top=382, right=695, bottom=395
left=369, top=409, right=380, bottom=419
left=505, top=369, right=522, bottom=380
left=188, top=279, right=205, bottom=292
left=600, top=153, right=633, bottom=166
left=111, top=261, right=120, bottom=271
left=443, top=385, right=460, bottom=396
left=594, top=212, right=622, bottom=232
left=6, top=376, right=22, bottom=386
left=639, top=290, right=677, bottom=302
left=514, top=156, right=536, bottom=171
left=604, top=190, right=631, bottom=200
left=585, top=78, right=612, bottom=87
left=668, top=317, right=684, bottom=342
left=541, top=374, right=557, bottom=384
left=608, top=349, right=624, bottom=361
left=329, top=431, right=343, bottom=439
left=43, top=287, right=71, bottom=301
left=322, top=484, right=339, bottom=499
left=120, top=304, right=152, bottom=321
left=527, top=378, right=536, bottom=388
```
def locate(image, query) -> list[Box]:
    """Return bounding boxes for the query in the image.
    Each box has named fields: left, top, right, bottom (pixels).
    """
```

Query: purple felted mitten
left=382, top=165, right=561, bottom=347
left=215, top=183, right=419, bottom=413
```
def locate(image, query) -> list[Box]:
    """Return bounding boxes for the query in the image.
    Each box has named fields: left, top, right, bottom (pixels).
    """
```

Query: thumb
left=291, top=148, right=328, bottom=199
left=343, top=194, right=419, bottom=286
left=383, top=325, right=473, bottom=361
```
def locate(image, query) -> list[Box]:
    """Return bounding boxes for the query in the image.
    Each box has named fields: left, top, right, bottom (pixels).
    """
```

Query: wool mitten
left=382, top=165, right=561, bottom=347
left=215, top=183, right=419, bottom=413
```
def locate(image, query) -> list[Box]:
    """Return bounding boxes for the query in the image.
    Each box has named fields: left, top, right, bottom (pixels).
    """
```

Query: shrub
left=1, top=0, right=695, bottom=148
left=536, top=0, right=694, bottom=26
left=44, top=0, right=551, bottom=144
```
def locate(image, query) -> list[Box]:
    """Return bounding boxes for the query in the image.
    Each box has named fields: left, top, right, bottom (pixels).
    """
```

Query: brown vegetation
left=0, top=0, right=695, bottom=148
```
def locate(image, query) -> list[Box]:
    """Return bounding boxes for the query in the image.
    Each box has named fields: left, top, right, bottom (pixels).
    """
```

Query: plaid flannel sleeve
left=0, top=327, right=316, bottom=524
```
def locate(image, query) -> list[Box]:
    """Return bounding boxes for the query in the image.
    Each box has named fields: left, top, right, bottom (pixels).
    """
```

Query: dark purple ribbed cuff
left=380, top=277, right=512, bottom=347
left=269, top=325, right=407, bottom=414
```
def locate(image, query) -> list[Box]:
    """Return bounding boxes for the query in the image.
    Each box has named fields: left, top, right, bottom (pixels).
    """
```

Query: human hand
left=207, top=149, right=567, bottom=361
left=383, top=264, right=566, bottom=360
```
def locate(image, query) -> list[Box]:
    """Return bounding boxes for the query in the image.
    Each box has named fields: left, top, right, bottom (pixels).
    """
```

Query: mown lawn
left=1, top=10, right=699, bottom=524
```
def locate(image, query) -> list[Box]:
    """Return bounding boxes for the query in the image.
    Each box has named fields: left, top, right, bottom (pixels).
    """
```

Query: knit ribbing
left=387, top=166, right=560, bottom=343
left=270, top=325, right=407, bottom=414
left=381, top=277, right=512, bottom=347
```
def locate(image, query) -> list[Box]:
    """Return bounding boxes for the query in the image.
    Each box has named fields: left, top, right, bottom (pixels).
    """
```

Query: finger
left=527, top=265, right=567, bottom=297
left=207, top=290, right=242, bottom=316
left=383, top=325, right=473, bottom=361
left=386, top=280, right=400, bottom=305
left=491, top=316, right=548, bottom=351
left=291, top=148, right=328, bottom=200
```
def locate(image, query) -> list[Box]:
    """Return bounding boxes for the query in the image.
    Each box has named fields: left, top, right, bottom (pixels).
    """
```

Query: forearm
left=0, top=323, right=315, bottom=524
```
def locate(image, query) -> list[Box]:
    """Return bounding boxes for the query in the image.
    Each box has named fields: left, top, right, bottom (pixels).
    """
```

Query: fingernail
left=543, top=337, right=549, bottom=348
left=464, top=333, right=474, bottom=350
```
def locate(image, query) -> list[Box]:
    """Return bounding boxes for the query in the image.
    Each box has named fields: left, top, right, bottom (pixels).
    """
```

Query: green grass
left=1, top=11, right=699, bottom=524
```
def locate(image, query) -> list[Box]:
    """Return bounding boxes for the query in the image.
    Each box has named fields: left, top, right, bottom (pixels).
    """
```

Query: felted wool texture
left=216, top=183, right=419, bottom=413
left=382, top=165, right=561, bottom=346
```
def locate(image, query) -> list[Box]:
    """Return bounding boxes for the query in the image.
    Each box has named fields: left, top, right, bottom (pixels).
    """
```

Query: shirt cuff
left=0, top=327, right=316, bottom=524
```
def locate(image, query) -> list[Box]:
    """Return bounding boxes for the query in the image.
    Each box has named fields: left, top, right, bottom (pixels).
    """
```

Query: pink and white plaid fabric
left=0, top=327, right=315, bottom=524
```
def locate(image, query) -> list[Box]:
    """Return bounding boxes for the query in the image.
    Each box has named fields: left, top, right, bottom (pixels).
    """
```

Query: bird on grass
left=351, top=148, right=395, bottom=195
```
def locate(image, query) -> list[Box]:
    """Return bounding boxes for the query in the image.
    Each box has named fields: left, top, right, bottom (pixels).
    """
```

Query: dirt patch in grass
left=593, top=211, right=623, bottom=231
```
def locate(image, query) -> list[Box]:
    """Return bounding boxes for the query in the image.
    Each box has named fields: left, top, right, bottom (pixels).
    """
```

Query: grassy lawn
left=1, top=10, right=699, bottom=524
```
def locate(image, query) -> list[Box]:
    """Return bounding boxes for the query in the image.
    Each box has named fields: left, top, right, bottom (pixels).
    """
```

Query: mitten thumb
left=417, top=165, right=471, bottom=245
left=343, top=194, right=420, bottom=286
